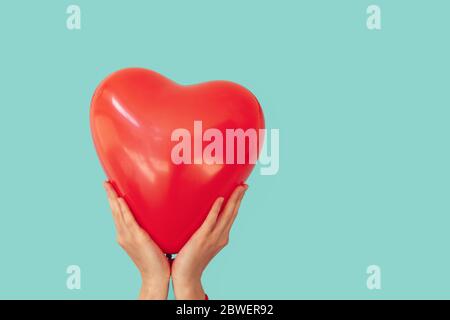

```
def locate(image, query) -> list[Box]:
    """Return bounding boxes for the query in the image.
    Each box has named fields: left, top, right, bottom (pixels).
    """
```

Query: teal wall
left=0, top=0, right=449, bottom=299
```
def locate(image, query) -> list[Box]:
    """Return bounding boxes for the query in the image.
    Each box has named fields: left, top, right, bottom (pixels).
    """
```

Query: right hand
left=104, top=181, right=170, bottom=300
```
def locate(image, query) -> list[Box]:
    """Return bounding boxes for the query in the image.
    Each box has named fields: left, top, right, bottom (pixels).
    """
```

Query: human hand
left=171, top=184, right=248, bottom=300
left=104, top=181, right=170, bottom=300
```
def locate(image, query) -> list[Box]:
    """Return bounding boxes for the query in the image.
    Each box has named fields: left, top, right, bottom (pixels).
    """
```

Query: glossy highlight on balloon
left=90, top=68, right=265, bottom=253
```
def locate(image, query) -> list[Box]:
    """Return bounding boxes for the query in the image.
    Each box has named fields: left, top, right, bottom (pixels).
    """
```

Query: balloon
left=90, top=68, right=265, bottom=253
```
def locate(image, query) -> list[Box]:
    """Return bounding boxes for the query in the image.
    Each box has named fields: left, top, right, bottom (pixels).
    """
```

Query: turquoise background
left=0, top=0, right=449, bottom=299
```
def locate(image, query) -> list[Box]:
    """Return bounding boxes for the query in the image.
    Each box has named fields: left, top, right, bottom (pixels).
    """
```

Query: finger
left=103, top=182, right=124, bottom=230
left=198, top=197, right=224, bottom=233
left=104, top=181, right=118, bottom=198
left=216, top=185, right=247, bottom=232
left=224, top=185, right=247, bottom=232
left=117, top=198, right=157, bottom=245
left=117, top=197, right=141, bottom=231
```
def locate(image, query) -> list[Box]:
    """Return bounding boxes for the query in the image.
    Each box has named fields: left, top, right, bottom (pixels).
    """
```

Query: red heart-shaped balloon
left=90, top=68, right=264, bottom=253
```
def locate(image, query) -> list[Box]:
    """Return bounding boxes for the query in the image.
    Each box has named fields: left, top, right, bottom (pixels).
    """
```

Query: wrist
left=139, top=277, right=169, bottom=300
left=173, top=276, right=205, bottom=300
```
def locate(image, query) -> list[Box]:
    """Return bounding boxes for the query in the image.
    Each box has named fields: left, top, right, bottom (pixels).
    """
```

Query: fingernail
left=243, top=183, right=249, bottom=190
